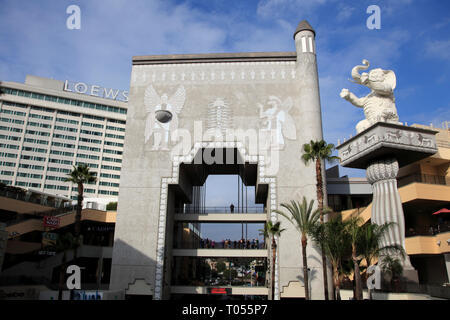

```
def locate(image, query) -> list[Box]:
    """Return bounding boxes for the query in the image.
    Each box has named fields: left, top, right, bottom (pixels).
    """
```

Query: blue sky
left=1, top=0, right=449, bottom=219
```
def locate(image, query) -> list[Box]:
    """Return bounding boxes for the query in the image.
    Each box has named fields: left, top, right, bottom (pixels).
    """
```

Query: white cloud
left=256, top=0, right=331, bottom=18
left=404, top=106, right=450, bottom=129
left=336, top=4, right=355, bottom=22
left=0, top=0, right=229, bottom=88
left=424, top=40, right=450, bottom=61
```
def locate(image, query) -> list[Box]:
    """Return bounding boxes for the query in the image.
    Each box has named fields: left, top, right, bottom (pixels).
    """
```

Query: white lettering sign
left=63, top=80, right=129, bottom=102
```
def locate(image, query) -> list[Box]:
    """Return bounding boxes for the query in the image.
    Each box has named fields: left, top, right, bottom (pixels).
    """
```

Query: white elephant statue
left=340, top=59, right=401, bottom=133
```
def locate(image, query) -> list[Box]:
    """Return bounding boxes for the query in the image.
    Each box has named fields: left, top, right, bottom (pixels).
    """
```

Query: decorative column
left=336, top=122, right=439, bottom=284
left=366, top=157, right=413, bottom=269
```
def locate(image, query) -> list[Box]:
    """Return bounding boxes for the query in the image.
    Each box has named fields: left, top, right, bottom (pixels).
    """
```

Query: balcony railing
left=175, top=239, right=267, bottom=250
left=171, top=257, right=267, bottom=287
left=398, top=173, right=448, bottom=188
left=5, top=205, right=76, bottom=228
left=0, top=188, right=71, bottom=209
left=5, top=214, right=41, bottom=227
left=406, top=223, right=450, bottom=237
left=180, top=206, right=266, bottom=214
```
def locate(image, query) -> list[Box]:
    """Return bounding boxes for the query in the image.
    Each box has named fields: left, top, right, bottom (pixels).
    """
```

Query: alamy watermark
left=367, top=5, right=381, bottom=30
left=366, top=265, right=381, bottom=290
left=66, top=5, right=81, bottom=30
left=66, top=264, right=81, bottom=290
left=150, top=121, right=283, bottom=176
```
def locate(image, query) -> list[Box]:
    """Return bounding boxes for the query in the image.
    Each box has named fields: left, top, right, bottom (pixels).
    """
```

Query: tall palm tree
left=358, top=222, right=406, bottom=299
left=49, top=232, right=79, bottom=300
left=64, top=164, right=96, bottom=300
left=347, top=216, right=364, bottom=300
left=260, top=221, right=285, bottom=300
left=274, top=197, right=321, bottom=300
left=311, top=216, right=351, bottom=300
left=65, top=164, right=97, bottom=240
left=302, top=139, right=339, bottom=300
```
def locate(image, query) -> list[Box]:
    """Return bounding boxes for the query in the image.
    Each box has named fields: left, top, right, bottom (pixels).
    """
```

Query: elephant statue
left=340, top=59, right=401, bottom=133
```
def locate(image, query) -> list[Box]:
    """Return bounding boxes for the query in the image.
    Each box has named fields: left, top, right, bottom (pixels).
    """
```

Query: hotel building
left=0, top=75, right=127, bottom=201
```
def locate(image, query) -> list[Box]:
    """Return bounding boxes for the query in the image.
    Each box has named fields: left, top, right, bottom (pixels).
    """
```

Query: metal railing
left=180, top=206, right=266, bottom=214
left=405, top=223, right=450, bottom=237
left=4, top=205, right=76, bottom=227
left=175, top=239, right=267, bottom=250
left=398, top=173, right=448, bottom=188
left=5, top=214, right=41, bottom=227
left=0, top=188, right=71, bottom=209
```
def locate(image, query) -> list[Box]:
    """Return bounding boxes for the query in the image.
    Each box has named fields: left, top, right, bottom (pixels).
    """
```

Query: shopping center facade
left=0, top=19, right=449, bottom=300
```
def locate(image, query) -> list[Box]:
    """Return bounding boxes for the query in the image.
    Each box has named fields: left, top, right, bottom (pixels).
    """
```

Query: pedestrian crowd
left=199, top=238, right=263, bottom=249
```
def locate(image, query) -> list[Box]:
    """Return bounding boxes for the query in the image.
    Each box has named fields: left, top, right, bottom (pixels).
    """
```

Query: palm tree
left=380, top=255, right=403, bottom=292
left=49, top=232, right=79, bottom=300
left=274, top=197, right=321, bottom=300
left=64, top=164, right=96, bottom=300
left=311, top=216, right=351, bottom=300
left=302, top=139, right=339, bottom=300
left=347, top=216, right=364, bottom=300
left=358, top=222, right=406, bottom=299
left=65, top=164, right=97, bottom=240
left=260, top=221, right=285, bottom=300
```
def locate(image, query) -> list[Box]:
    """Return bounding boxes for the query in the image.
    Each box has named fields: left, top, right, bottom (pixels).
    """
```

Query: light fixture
left=155, top=110, right=173, bottom=123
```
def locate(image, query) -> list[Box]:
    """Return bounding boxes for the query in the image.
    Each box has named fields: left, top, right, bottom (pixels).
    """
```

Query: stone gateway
left=110, top=20, right=328, bottom=300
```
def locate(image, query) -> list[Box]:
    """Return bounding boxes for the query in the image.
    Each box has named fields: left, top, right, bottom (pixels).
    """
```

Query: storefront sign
left=64, top=80, right=129, bottom=102
left=73, top=291, right=103, bottom=300
left=0, top=288, right=37, bottom=300
left=38, top=250, right=56, bottom=256
left=207, top=288, right=230, bottom=295
left=87, top=226, right=115, bottom=232
left=43, top=216, right=60, bottom=228
left=42, top=232, right=59, bottom=246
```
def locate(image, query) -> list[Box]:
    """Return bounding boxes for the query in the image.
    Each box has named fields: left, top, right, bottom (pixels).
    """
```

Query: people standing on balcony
left=255, top=239, right=259, bottom=249
left=429, top=226, right=435, bottom=235
left=437, top=216, right=444, bottom=233
left=211, top=240, right=215, bottom=248
left=230, top=203, right=235, bottom=213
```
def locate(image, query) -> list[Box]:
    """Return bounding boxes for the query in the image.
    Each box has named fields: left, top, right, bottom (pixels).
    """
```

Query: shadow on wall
left=0, top=239, right=158, bottom=300
left=295, top=251, right=321, bottom=285
left=110, top=239, right=157, bottom=299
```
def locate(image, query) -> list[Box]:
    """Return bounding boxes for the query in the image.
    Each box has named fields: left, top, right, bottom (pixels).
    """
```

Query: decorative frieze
left=132, top=62, right=297, bottom=85
left=337, top=122, right=438, bottom=169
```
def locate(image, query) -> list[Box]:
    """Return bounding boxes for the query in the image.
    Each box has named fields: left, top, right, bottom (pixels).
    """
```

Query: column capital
left=366, top=157, right=399, bottom=184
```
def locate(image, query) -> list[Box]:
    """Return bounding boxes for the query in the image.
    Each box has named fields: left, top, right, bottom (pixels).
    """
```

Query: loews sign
left=64, top=80, right=129, bottom=102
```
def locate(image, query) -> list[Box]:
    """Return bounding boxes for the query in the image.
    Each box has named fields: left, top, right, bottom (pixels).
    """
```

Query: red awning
left=432, top=208, right=450, bottom=215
